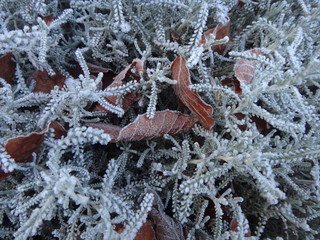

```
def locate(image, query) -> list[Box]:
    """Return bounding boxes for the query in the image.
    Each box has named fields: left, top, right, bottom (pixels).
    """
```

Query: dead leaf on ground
left=28, top=69, right=66, bottom=93
left=171, top=56, right=214, bottom=130
left=93, top=59, right=143, bottom=112
left=147, top=191, right=185, bottom=240
left=0, top=122, right=66, bottom=181
left=0, top=52, right=16, bottom=85
left=230, top=218, right=251, bottom=237
left=87, top=110, right=198, bottom=142
left=134, top=220, right=156, bottom=240
left=198, top=17, right=230, bottom=55
left=40, top=14, right=54, bottom=25
left=234, top=48, right=264, bottom=84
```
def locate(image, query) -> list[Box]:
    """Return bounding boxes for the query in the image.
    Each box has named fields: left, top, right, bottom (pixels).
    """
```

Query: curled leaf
left=234, top=48, right=264, bottom=84
left=171, top=56, right=214, bottom=130
left=87, top=110, right=197, bottom=142
left=28, top=69, right=66, bottom=93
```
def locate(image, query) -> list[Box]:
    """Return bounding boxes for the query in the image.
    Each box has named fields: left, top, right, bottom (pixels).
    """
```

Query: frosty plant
left=0, top=0, right=319, bottom=239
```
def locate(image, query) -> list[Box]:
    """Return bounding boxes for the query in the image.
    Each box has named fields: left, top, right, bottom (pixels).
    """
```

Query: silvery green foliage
left=0, top=0, right=319, bottom=239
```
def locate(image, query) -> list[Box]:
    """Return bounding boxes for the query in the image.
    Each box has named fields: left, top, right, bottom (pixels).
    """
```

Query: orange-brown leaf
left=94, top=59, right=143, bottom=112
left=198, top=17, right=230, bottom=54
left=234, top=48, right=264, bottom=84
left=0, top=52, right=16, bottom=85
left=28, top=69, right=66, bottom=93
left=171, top=56, right=214, bottom=130
left=88, top=110, right=198, bottom=142
left=0, top=122, right=66, bottom=181
left=134, top=220, right=156, bottom=240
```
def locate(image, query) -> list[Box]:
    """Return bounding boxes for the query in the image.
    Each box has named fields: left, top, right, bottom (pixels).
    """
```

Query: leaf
left=148, top=191, right=185, bottom=240
left=171, top=56, right=214, bottom=130
left=198, top=17, right=230, bottom=54
left=234, top=48, right=264, bottom=84
left=40, top=14, right=54, bottom=26
left=0, top=122, right=66, bottom=181
left=134, top=220, right=156, bottom=240
left=5, top=122, right=66, bottom=163
left=87, top=110, right=197, bottom=142
left=28, top=69, right=66, bottom=93
left=93, top=59, right=143, bottom=112
left=0, top=52, right=16, bottom=85
left=230, top=218, right=251, bottom=237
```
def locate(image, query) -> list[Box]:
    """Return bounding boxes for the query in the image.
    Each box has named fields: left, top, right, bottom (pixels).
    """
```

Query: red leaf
left=198, top=17, right=230, bottom=55
left=234, top=48, right=264, bottom=84
left=0, top=52, right=16, bottom=85
left=93, top=59, right=143, bottom=112
left=134, top=220, right=156, bottom=240
left=0, top=122, right=66, bottom=180
left=87, top=110, right=197, bottom=142
left=28, top=69, right=66, bottom=93
left=171, top=56, right=214, bottom=130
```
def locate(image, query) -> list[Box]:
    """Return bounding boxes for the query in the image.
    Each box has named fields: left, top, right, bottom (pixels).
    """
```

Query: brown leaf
left=40, top=14, right=54, bottom=25
left=230, top=218, right=251, bottom=237
left=93, top=59, right=143, bottom=112
left=234, top=48, right=264, bottom=84
left=0, top=122, right=66, bottom=180
left=28, top=69, right=66, bottom=93
left=134, top=220, right=156, bottom=240
left=198, top=17, right=230, bottom=55
left=148, top=191, right=185, bottom=240
left=221, top=78, right=242, bottom=95
left=86, top=63, right=111, bottom=73
left=171, top=56, right=214, bottom=130
left=0, top=52, right=16, bottom=85
left=87, top=110, right=198, bottom=142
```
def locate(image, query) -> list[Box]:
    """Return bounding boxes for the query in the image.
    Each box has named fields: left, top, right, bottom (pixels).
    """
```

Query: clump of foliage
left=0, top=0, right=319, bottom=239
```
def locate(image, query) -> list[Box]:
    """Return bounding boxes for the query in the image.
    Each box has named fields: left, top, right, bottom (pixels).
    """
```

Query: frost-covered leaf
left=171, top=56, right=214, bottom=130
left=234, top=48, right=264, bottom=84
left=88, top=110, right=197, bottom=142
left=28, top=69, right=66, bottom=93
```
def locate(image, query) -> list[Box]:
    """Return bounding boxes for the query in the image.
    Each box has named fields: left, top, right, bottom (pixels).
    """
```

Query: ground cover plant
left=0, top=0, right=319, bottom=239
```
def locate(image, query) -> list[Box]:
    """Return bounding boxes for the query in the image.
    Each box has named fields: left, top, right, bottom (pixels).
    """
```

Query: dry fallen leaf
left=198, top=17, right=230, bottom=54
left=147, top=191, right=185, bottom=240
left=0, top=122, right=66, bottom=181
left=40, top=14, right=54, bottom=26
left=134, top=220, right=156, bottom=240
left=0, top=52, right=16, bottom=85
left=234, top=48, right=264, bottom=84
left=94, top=59, right=143, bottom=112
left=171, top=56, right=214, bottom=130
left=87, top=110, right=198, bottom=142
left=28, top=69, right=66, bottom=93
left=230, top=218, right=251, bottom=237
